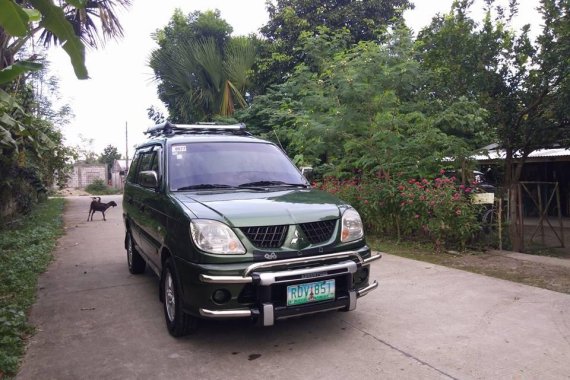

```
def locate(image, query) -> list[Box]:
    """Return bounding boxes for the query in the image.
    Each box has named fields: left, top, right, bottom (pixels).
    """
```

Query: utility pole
left=125, top=121, right=129, bottom=173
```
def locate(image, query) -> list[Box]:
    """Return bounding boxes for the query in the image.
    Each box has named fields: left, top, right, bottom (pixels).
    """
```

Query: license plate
left=286, top=279, right=335, bottom=306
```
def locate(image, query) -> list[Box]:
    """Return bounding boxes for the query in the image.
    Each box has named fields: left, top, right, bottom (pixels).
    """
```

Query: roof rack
left=145, top=122, right=250, bottom=137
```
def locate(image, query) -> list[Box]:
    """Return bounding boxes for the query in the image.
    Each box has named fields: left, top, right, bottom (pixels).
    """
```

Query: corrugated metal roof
left=474, top=148, right=570, bottom=161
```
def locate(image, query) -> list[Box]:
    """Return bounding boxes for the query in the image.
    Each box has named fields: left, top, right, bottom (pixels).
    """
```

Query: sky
left=46, top=0, right=541, bottom=159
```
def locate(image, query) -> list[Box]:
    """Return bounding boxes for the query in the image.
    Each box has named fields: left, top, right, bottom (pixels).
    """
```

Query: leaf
left=28, top=0, right=89, bottom=79
left=0, top=124, right=18, bottom=150
left=0, top=61, right=43, bottom=85
left=22, top=8, right=41, bottom=22
left=0, top=0, right=30, bottom=36
left=63, top=0, right=86, bottom=8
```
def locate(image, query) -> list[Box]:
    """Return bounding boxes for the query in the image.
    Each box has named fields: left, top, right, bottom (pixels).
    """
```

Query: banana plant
left=0, top=0, right=104, bottom=84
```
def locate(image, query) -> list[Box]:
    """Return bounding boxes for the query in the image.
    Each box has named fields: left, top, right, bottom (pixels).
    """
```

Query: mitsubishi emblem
left=290, top=229, right=299, bottom=245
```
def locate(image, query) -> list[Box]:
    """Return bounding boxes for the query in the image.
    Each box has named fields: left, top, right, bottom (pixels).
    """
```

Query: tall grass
left=0, top=198, right=65, bottom=377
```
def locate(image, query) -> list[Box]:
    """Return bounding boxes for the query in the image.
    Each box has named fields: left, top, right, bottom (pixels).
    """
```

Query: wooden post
left=556, top=183, right=565, bottom=248
left=498, top=197, right=503, bottom=251
left=538, top=183, right=544, bottom=245
left=518, top=184, right=524, bottom=252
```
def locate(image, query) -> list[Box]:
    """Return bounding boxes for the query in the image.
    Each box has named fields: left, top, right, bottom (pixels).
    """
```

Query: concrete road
left=17, top=196, right=570, bottom=380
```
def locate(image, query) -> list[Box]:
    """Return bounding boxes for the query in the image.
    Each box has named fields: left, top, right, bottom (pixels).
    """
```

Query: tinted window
left=126, top=152, right=141, bottom=183
left=168, top=142, right=305, bottom=191
left=137, top=151, right=158, bottom=184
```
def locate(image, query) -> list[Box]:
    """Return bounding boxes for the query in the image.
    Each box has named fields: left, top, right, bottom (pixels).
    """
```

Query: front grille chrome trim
left=257, top=260, right=357, bottom=286
left=244, top=251, right=363, bottom=276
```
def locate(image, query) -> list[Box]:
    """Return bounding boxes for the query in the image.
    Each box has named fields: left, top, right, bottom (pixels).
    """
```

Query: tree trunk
left=505, top=148, right=526, bottom=252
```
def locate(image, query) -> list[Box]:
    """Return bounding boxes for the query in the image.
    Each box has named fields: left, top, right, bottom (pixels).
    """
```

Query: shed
left=474, top=146, right=570, bottom=216
left=111, top=159, right=128, bottom=190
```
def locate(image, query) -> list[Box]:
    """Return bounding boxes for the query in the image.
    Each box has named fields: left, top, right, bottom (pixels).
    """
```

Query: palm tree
left=1, top=0, right=130, bottom=72
left=38, top=0, right=131, bottom=49
left=150, top=36, right=256, bottom=122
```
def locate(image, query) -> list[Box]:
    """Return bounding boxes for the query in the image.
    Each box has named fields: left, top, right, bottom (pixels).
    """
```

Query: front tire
left=162, top=258, right=197, bottom=337
left=126, top=231, right=146, bottom=274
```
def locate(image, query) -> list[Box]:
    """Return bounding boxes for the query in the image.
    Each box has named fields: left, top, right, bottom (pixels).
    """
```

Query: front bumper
left=198, top=251, right=382, bottom=326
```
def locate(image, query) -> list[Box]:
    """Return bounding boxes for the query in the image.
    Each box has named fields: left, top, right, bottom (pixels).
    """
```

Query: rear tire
left=162, top=258, right=197, bottom=337
left=126, top=231, right=146, bottom=274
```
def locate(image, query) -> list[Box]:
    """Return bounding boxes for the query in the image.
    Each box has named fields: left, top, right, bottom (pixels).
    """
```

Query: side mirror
left=300, top=166, right=314, bottom=182
left=139, top=170, right=159, bottom=188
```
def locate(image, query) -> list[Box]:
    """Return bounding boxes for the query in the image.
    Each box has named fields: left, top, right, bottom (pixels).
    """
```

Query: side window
left=137, top=148, right=161, bottom=185
left=126, top=152, right=141, bottom=183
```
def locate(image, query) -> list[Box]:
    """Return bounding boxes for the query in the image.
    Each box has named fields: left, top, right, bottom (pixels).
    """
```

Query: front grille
left=299, top=219, right=337, bottom=244
left=241, top=225, right=288, bottom=248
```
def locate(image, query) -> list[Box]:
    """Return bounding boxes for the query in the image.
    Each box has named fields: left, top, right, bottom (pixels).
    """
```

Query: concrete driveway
left=17, top=195, right=570, bottom=379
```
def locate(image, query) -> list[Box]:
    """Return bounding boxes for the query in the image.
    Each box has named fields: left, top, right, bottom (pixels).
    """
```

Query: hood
left=173, top=189, right=345, bottom=227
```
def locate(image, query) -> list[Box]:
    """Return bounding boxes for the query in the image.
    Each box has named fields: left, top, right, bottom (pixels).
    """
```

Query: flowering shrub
left=316, top=175, right=482, bottom=251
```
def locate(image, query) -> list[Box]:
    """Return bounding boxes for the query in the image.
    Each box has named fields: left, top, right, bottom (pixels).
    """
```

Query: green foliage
left=0, top=0, right=30, bottom=36
left=416, top=0, right=569, bottom=251
left=98, top=144, right=121, bottom=166
left=255, top=0, right=413, bottom=90
left=85, top=178, right=120, bottom=195
left=149, top=10, right=257, bottom=122
left=28, top=0, right=88, bottom=79
left=0, top=61, right=42, bottom=84
left=241, top=25, right=490, bottom=178
left=317, top=175, right=481, bottom=251
left=0, top=198, right=64, bottom=377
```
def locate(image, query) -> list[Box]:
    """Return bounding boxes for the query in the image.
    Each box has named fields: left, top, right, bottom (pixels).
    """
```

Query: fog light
left=212, top=289, right=231, bottom=304
left=354, top=267, right=369, bottom=285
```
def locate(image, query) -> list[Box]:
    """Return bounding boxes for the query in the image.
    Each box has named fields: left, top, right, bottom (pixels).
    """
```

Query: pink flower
left=455, top=209, right=461, bottom=216
left=414, top=214, right=420, bottom=219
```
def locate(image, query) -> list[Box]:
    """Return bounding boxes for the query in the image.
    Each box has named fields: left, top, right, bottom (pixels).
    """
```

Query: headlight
left=190, top=220, right=246, bottom=255
left=341, top=208, right=364, bottom=242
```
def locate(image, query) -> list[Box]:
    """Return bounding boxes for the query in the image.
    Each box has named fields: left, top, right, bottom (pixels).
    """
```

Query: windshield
left=168, top=142, right=307, bottom=191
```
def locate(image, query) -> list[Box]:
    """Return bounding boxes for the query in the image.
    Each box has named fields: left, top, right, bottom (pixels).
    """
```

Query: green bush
left=316, top=175, right=483, bottom=252
left=85, top=179, right=120, bottom=195
left=0, top=198, right=64, bottom=376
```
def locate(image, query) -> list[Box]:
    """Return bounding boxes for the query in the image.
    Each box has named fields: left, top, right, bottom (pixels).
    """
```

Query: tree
left=253, top=0, right=413, bottom=92
left=0, top=0, right=131, bottom=82
left=99, top=144, right=121, bottom=180
left=149, top=10, right=257, bottom=122
left=99, top=144, right=121, bottom=165
left=416, top=0, right=570, bottom=251
left=241, top=25, right=489, bottom=180
left=147, top=105, right=166, bottom=124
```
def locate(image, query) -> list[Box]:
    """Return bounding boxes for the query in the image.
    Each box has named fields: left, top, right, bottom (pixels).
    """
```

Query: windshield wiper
left=238, top=180, right=308, bottom=188
left=176, top=184, right=237, bottom=191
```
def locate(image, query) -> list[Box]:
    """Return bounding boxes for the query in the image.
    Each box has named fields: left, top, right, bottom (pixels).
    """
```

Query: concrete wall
left=67, top=164, right=107, bottom=188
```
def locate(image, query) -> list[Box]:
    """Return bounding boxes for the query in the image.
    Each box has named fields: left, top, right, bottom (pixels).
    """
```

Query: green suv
left=123, top=122, right=380, bottom=336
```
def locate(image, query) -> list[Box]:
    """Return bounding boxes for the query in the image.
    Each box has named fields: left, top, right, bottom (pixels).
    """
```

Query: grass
left=0, top=198, right=65, bottom=378
left=368, top=236, right=570, bottom=294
